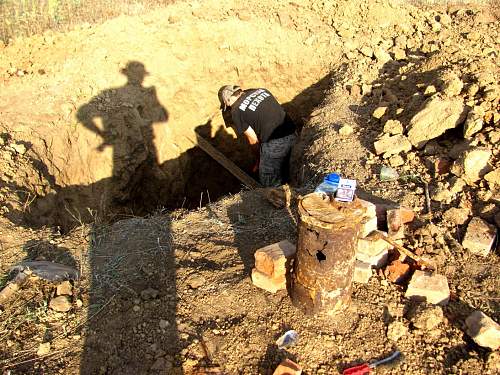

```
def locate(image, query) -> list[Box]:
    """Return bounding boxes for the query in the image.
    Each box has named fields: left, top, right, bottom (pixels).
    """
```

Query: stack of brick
left=251, top=240, right=296, bottom=293
left=355, top=202, right=416, bottom=284
left=354, top=199, right=388, bottom=283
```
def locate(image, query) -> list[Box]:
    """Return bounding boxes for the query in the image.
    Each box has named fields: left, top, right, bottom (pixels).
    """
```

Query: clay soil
left=0, top=0, right=499, bottom=374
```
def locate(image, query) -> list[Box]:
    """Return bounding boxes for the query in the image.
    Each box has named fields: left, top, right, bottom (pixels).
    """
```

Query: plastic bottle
left=315, top=173, right=341, bottom=196
left=380, top=166, right=399, bottom=181
left=276, top=330, right=299, bottom=349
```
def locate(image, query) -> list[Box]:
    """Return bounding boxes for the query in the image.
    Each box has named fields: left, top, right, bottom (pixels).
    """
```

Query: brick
left=405, top=270, right=450, bottom=305
left=360, top=216, right=378, bottom=238
left=353, top=261, right=372, bottom=284
left=399, top=207, right=415, bottom=224
left=273, top=359, right=302, bottom=375
left=254, top=240, right=296, bottom=278
left=462, top=217, right=497, bottom=256
left=358, top=199, right=377, bottom=218
left=385, top=260, right=411, bottom=283
left=356, top=231, right=391, bottom=267
left=251, top=268, right=285, bottom=293
left=466, top=311, right=500, bottom=350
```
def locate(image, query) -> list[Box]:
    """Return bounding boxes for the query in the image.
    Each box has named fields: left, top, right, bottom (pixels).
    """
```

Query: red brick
left=385, top=260, right=411, bottom=283
left=273, top=359, right=302, bottom=375
left=254, top=240, right=296, bottom=278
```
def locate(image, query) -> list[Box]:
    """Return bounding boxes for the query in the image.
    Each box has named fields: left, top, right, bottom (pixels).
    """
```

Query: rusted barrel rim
left=298, top=193, right=366, bottom=229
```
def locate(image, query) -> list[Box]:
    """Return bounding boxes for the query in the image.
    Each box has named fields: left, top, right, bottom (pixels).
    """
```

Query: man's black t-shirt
left=230, top=88, right=295, bottom=143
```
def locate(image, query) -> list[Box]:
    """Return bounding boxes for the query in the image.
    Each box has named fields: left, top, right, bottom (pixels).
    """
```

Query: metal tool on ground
left=343, top=350, right=401, bottom=375
left=372, top=230, right=435, bottom=271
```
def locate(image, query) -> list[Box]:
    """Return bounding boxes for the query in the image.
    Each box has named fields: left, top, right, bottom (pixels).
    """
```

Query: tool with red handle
left=343, top=351, right=401, bottom=375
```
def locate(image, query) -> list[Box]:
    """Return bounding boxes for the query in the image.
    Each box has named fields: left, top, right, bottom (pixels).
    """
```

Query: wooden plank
left=185, top=132, right=262, bottom=189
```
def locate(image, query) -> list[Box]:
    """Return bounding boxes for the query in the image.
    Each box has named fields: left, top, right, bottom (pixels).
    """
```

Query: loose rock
left=410, top=304, right=444, bottom=331
left=465, top=311, right=500, bottom=350
left=374, top=134, right=412, bottom=156
left=451, top=147, right=492, bottom=184
left=407, top=96, right=466, bottom=148
left=387, top=321, right=409, bottom=341
left=462, top=217, right=497, bottom=256
left=56, top=280, right=73, bottom=296
left=49, top=296, right=72, bottom=312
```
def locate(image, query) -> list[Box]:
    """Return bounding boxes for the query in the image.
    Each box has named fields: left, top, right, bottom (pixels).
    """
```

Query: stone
left=387, top=321, right=408, bottom=341
left=407, top=96, right=466, bottom=148
left=37, top=342, right=51, bottom=356
left=451, top=147, right=492, bottom=184
left=424, top=85, right=437, bottom=96
left=254, top=240, right=296, bottom=278
left=49, top=296, right=72, bottom=312
left=387, top=208, right=405, bottom=239
left=362, top=84, right=372, bottom=96
left=465, top=311, right=500, bottom=350
left=383, top=119, right=403, bottom=135
left=443, top=207, right=470, bottom=225
left=360, top=46, right=374, bottom=57
left=463, top=107, right=484, bottom=138
left=251, top=268, right=285, bottom=293
left=159, top=319, right=170, bottom=329
left=141, top=287, right=159, bottom=300
left=489, top=131, right=500, bottom=145
left=405, top=271, right=450, bottom=305
left=374, top=47, right=392, bottom=64
left=353, top=261, right=372, bottom=284
left=393, top=48, right=406, bottom=60
left=485, top=169, right=500, bottom=186
left=339, top=124, right=354, bottom=135
left=56, top=281, right=73, bottom=296
left=462, top=217, right=497, bottom=256
left=385, top=260, right=411, bottom=283
left=186, top=274, right=206, bottom=289
left=389, top=155, right=404, bottom=167
left=449, top=177, right=466, bottom=194
left=151, top=357, right=173, bottom=371
left=432, top=158, right=452, bottom=176
left=410, top=304, right=444, bottom=331
left=11, top=143, right=27, bottom=155
left=432, top=183, right=453, bottom=203
left=372, top=106, right=387, bottom=119
left=273, top=359, right=302, bottom=375
left=374, top=135, right=412, bottom=156
left=440, top=71, right=463, bottom=97
left=360, top=216, right=378, bottom=238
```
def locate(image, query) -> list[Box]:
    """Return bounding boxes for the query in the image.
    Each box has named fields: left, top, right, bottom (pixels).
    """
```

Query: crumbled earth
left=0, top=0, right=499, bottom=374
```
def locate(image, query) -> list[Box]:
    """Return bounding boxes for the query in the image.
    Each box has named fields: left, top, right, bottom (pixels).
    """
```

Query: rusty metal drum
left=290, top=193, right=366, bottom=316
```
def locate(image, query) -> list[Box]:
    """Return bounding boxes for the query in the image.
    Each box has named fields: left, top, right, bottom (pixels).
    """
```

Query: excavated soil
left=0, top=0, right=499, bottom=374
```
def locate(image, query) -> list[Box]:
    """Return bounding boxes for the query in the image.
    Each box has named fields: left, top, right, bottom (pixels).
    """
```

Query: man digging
left=218, top=85, right=297, bottom=187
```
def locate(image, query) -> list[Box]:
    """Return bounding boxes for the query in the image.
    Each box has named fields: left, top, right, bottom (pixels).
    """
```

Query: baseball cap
left=218, top=85, right=241, bottom=111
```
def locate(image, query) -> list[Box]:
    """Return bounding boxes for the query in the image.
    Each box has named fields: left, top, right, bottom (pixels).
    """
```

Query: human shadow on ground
left=0, top=61, right=185, bottom=374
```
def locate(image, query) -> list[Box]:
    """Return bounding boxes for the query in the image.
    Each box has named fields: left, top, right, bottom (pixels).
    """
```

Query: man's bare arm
left=244, top=127, right=260, bottom=172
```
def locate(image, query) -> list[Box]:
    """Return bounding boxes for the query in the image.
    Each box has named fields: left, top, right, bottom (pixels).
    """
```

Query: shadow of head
left=121, top=60, right=149, bottom=85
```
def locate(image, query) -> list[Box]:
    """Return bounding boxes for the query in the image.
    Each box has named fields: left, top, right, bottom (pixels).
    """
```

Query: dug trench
left=0, top=1, right=343, bottom=232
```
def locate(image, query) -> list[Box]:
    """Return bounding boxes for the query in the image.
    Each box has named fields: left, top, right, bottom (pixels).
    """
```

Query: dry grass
left=0, top=0, right=177, bottom=44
